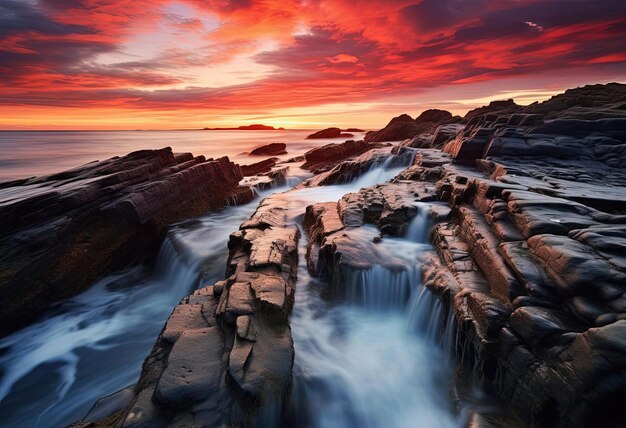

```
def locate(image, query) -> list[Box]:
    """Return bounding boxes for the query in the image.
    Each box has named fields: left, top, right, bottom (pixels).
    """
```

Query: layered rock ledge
left=80, top=83, right=626, bottom=427
left=114, top=194, right=299, bottom=427
left=303, top=84, right=626, bottom=427
left=0, top=148, right=250, bottom=336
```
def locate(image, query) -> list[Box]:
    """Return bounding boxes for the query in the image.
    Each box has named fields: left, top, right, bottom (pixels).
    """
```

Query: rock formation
left=0, top=148, right=250, bottom=336
left=306, top=127, right=361, bottom=139
left=249, top=143, right=287, bottom=156
left=114, top=194, right=299, bottom=427
left=62, top=83, right=626, bottom=427
left=305, top=83, right=626, bottom=427
left=365, top=109, right=460, bottom=143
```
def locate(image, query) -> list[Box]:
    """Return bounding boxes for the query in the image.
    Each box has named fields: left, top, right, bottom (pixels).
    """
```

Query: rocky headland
left=3, top=83, right=626, bottom=428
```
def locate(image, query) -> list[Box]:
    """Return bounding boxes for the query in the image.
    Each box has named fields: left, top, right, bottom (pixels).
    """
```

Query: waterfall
left=406, top=203, right=430, bottom=243
left=407, top=286, right=444, bottom=340
left=351, top=148, right=417, bottom=189
left=342, top=265, right=419, bottom=310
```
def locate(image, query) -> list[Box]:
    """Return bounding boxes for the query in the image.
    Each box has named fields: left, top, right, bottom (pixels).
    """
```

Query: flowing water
left=240, top=153, right=457, bottom=427
left=0, top=186, right=289, bottom=427
left=0, top=138, right=463, bottom=427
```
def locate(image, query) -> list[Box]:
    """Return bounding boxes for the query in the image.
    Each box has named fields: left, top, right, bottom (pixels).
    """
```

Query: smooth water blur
left=406, top=203, right=430, bottom=243
left=0, top=140, right=455, bottom=428
left=254, top=163, right=458, bottom=428
left=0, top=130, right=366, bottom=181
left=0, top=186, right=287, bottom=428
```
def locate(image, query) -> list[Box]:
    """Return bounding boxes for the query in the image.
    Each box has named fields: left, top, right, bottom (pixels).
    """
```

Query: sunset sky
left=1, top=0, right=625, bottom=129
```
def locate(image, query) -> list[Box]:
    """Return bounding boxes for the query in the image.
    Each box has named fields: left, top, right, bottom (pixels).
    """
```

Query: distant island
left=202, top=124, right=285, bottom=131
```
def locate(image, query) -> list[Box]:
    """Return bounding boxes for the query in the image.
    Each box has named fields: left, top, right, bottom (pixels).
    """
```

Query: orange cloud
left=0, top=0, right=625, bottom=129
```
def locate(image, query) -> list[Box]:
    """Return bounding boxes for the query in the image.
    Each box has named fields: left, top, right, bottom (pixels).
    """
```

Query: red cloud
left=0, top=0, right=625, bottom=123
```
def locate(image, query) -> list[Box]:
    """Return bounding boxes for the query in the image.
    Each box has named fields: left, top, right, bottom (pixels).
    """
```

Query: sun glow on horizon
left=0, top=0, right=625, bottom=129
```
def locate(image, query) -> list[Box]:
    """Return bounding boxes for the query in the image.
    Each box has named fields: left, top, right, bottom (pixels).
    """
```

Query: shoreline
left=1, top=82, right=625, bottom=428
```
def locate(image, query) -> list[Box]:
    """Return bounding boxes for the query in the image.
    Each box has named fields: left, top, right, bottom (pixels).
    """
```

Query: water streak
left=343, top=265, right=419, bottom=310
left=0, top=186, right=286, bottom=428
left=406, top=203, right=430, bottom=243
left=0, top=240, right=197, bottom=427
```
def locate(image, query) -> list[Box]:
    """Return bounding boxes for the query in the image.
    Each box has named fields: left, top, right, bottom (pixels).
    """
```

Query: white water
left=0, top=146, right=459, bottom=428
left=267, top=153, right=459, bottom=427
left=0, top=186, right=288, bottom=428
left=406, top=203, right=430, bottom=243
left=288, top=227, right=457, bottom=428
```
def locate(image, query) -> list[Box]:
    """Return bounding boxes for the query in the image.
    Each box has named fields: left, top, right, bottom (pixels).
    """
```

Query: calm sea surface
left=0, top=129, right=354, bottom=181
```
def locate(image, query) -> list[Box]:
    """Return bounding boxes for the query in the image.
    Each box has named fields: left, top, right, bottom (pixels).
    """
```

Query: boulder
left=301, top=139, right=376, bottom=172
left=366, top=110, right=460, bottom=144
left=306, top=127, right=355, bottom=139
left=240, top=158, right=277, bottom=176
left=249, top=143, right=287, bottom=156
left=365, top=114, right=428, bottom=143
left=415, top=109, right=454, bottom=124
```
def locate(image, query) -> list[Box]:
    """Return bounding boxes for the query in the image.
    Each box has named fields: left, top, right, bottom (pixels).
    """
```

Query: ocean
left=0, top=129, right=361, bottom=181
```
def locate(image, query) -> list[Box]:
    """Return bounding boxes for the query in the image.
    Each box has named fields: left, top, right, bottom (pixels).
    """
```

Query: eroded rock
left=0, top=148, right=245, bottom=336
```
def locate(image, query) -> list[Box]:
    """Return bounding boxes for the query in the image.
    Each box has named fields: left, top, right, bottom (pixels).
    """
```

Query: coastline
left=1, top=83, right=625, bottom=427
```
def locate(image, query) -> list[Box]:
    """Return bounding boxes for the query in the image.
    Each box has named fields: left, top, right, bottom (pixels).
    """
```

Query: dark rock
left=301, top=139, right=376, bottom=172
left=0, top=148, right=245, bottom=336
left=240, top=158, right=277, bottom=176
left=365, top=111, right=460, bottom=144
left=249, top=143, right=287, bottom=156
left=523, top=82, right=626, bottom=120
left=415, top=109, right=453, bottom=124
left=364, top=114, right=427, bottom=143
left=464, top=99, right=521, bottom=122
left=306, top=127, right=342, bottom=139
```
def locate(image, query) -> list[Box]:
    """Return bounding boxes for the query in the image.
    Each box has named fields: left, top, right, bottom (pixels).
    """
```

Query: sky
left=0, top=0, right=625, bottom=130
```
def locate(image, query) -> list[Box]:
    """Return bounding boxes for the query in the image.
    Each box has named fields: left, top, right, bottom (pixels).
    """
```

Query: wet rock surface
left=114, top=194, right=299, bottom=427
left=0, top=147, right=248, bottom=336
left=80, top=83, right=626, bottom=427
left=301, top=139, right=378, bottom=172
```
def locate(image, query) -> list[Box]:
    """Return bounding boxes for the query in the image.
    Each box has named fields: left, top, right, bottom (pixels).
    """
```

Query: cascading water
left=0, top=147, right=465, bottom=428
left=406, top=203, right=430, bottom=243
left=0, top=185, right=290, bottom=428
left=278, top=165, right=460, bottom=427
left=288, top=233, right=457, bottom=428
left=345, top=147, right=417, bottom=189
left=343, top=265, right=419, bottom=310
left=407, top=286, right=445, bottom=341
